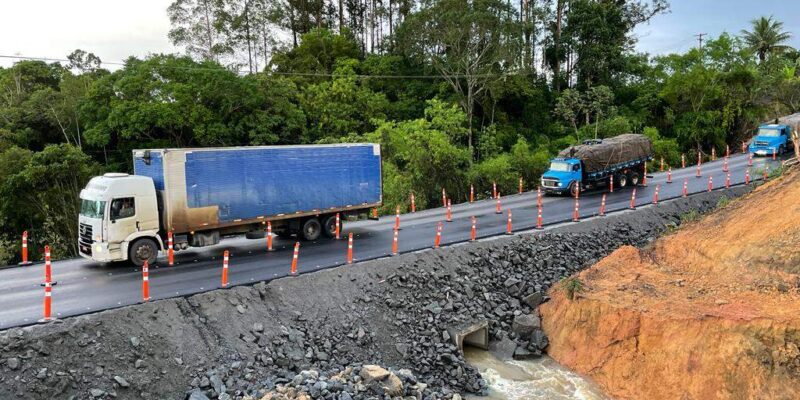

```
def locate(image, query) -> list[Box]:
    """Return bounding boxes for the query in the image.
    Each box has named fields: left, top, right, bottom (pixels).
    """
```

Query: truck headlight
left=95, top=245, right=102, bottom=252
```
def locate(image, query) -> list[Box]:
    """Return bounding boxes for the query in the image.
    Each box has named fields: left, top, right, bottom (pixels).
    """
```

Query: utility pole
left=695, top=33, right=707, bottom=50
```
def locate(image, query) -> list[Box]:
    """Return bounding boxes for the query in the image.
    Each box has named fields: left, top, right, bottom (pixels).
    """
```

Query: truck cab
left=749, top=124, right=792, bottom=156
left=541, top=158, right=582, bottom=196
left=78, top=173, right=162, bottom=265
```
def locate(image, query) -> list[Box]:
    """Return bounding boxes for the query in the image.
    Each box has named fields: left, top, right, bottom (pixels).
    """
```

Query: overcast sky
left=1, top=0, right=799, bottom=69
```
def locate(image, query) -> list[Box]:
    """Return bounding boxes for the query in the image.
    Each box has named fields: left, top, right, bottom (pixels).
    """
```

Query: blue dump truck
left=541, top=134, right=653, bottom=196
left=78, top=144, right=382, bottom=266
left=748, top=116, right=797, bottom=156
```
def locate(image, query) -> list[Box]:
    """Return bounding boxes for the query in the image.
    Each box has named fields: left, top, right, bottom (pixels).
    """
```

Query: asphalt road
left=0, top=153, right=782, bottom=329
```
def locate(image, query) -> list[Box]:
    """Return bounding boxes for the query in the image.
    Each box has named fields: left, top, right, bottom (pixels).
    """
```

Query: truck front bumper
left=750, top=147, right=778, bottom=156
left=78, top=241, right=117, bottom=263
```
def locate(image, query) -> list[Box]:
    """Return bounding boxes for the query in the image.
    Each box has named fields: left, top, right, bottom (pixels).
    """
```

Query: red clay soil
left=541, top=166, right=800, bottom=400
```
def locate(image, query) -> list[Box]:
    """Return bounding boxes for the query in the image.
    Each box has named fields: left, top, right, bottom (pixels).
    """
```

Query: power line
left=0, top=54, right=536, bottom=80
left=694, top=33, right=707, bottom=50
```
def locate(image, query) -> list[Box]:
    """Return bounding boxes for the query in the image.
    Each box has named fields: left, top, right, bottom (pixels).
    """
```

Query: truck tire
left=129, top=238, right=158, bottom=267
left=300, top=218, right=322, bottom=241
left=627, top=171, right=640, bottom=186
left=569, top=181, right=580, bottom=197
left=322, top=215, right=338, bottom=238
left=616, top=173, right=628, bottom=188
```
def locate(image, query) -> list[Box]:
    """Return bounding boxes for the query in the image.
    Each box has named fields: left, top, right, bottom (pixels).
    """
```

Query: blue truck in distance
left=78, top=144, right=382, bottom=266
left=541, top=134, right=654, bottom=196
left=748, top=120, right=795, bottom=157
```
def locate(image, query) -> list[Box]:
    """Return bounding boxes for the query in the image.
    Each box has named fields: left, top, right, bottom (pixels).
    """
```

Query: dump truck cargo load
left=557, top=134, right=654, bottom=174
left=133, top=144, right=383, bottom=234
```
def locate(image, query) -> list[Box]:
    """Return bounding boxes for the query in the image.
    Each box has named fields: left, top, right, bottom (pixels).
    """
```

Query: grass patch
left=561, top=277, right=584, bottom=301
left=680, top=210, right=701, bottom=224
left=715, top=195, right=731, bottom=209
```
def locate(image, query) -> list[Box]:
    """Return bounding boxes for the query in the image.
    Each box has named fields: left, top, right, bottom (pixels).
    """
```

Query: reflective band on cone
left=167, top=231, right=174, bottom=266
left=726, top=145, right=730, bottom=158
left=391, top=229, right=399, bottom=256
left=763, top=167, right=769, bottom=181
left=20, top=231, right=31, bottom=266
left=642, top=162, right=648, bottom=186
left=495, top=194, right=502, bottom=214
left=682, top=178, right=688, bottom=197
left=446, top=200, right=453, bottom=222
left=745, top=170, right=751, bottom=185
left=696, top=163, right=702, bottom=178
left=221, top=250, right=230, bottom=287
left=599, top=194, right=606, bottom=216
left=537, top=187, right=543, bottom=207
left=712, top=147, right=716, bottom=161
left=741, top=142, right=746, bottom=153
left=142, top=260, right=150, bottom=302
left=410, top=193, right=416, bottom=213
left=493, top=182, right=497, bottom=199
left=346, top=233, right=353, bottom=264
left=660, top=158, right=664, bottom=172
left=442, top=188, right=447, bottom=208
left=290, top=242, right=300, bottom=275
left=667, top=168, right=672, bottom=183
left=609, top=174, right=614, bottom=193
left=748, top=153, right=753, bottom=166
left=506, top=209, right=513, bottom=234
left=681, top=154, right=686, bottom=169
left=433, top=222, right=443, bottom=249
left=267, top=221, right=274, bottom=251
left=773, top=150, right=777, bottom=161
left=372, top=208, right=378, bottom=219
left=653, top=185, right=660, bottom=204
left=519, top=177, right=523, bottom=194
left=470, top=216, right=477, bottom=241
left=470, top=185, right=474, bottom=203
left=725, top=173, right=731, bottom=188
left=630, top=189, right=637, bottom=210
left=708, top=176, right=713, bottom=192
left=723, top=158, right=729, bottom=172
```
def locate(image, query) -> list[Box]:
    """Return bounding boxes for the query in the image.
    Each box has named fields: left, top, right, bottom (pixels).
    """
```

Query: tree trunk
left=339, top=0, right=344, bottom=33
left=554, top=0, right=564, bottom=91
left=245, top=1, right=253, bottom=74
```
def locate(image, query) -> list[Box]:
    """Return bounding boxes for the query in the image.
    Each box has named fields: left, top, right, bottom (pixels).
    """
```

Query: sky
left=0, top=0, right=799, bottom=69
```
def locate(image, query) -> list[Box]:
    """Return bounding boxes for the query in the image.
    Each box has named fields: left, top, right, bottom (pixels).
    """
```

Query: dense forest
left=1, top=0, right=798, bottom=262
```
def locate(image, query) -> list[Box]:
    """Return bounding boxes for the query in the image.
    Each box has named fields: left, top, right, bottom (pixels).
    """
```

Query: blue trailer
left=78, top=144, right=382, bottom=266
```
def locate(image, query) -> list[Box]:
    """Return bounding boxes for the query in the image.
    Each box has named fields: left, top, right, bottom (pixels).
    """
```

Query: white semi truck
left=78, top=144, right=383, bottom=266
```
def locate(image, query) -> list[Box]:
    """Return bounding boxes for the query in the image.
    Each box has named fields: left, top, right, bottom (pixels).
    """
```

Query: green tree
left=398, top=0, right=521, bottom=158
left=740, top=16, right=794, bottom=63
left=554, top=89, right=583, bottom=139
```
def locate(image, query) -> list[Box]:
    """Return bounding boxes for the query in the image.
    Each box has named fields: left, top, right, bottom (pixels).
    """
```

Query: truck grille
left=755, top=141, right=770, bottom=147
left=79, top=223, right=93, bottom=244
left=541, top=178, right=560, bottom=188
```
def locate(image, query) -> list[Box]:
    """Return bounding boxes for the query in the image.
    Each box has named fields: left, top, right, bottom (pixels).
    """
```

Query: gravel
left=0, top=188, right=748, bottom=399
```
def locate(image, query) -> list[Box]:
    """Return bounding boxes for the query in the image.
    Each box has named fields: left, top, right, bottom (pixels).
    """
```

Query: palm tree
left=740, top=16, right=794, bottom=63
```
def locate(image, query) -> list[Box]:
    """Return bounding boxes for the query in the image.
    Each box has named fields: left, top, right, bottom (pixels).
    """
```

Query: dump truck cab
left=541, top=158, right=583, bottom=196
left=78, top=173, right=162, bottom=264
left=749, top=124, right=792, bottom=156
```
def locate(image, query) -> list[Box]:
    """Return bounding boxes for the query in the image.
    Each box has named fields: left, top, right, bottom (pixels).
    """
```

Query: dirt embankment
left=542, top=168, right=800, bottom=400
left=0, top=189, right=745, bottom=400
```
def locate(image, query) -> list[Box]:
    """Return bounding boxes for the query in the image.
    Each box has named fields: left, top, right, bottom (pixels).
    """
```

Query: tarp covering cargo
left=557, top=134, right=653, bottom=174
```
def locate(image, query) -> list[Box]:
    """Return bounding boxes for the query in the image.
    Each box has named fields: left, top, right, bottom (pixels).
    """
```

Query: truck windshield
left=80, top=199, right=106, bottom=219
left=549, top=161, right=572, bottom=172
left=757, top=128, right=781, bottom=137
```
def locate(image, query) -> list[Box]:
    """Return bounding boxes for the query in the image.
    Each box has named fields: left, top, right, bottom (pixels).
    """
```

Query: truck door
left=108, top=197, right=138, bottom=247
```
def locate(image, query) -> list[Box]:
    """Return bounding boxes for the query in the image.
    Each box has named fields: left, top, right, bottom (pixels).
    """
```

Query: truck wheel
left=627, top=171, right=640, bottom=186
left=300, top=218, right=322, bottom=241
left=569, top=181, right=580, bottom=197
left=616, top=174, right=628, bottom=188
left=129, top=238, right=158, bottom=267
left=322, top=215, right=338, bottom=238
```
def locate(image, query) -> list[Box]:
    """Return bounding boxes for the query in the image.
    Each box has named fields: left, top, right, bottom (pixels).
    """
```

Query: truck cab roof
left=80, top=174, right=155, bottom=201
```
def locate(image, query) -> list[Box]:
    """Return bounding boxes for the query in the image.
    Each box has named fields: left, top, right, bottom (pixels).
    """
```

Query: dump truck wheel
left=616, top=173, right=628, bottom=188
left=569, top=182, right=580, bottom=197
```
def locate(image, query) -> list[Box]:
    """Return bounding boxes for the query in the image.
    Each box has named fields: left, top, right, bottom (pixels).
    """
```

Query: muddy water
left=464, top=348, right=611, bottom=400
